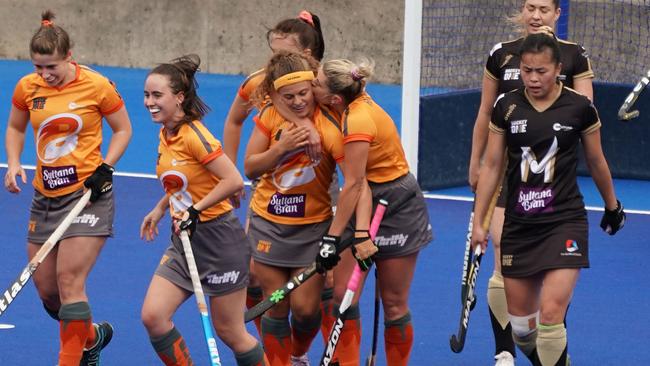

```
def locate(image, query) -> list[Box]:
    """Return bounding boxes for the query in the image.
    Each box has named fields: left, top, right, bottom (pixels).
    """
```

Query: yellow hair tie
left=273, top=71, right=314, bottom=90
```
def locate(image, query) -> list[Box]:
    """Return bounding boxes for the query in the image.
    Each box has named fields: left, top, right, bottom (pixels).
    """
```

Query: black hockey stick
left=618, top=69, right=650, bottom=121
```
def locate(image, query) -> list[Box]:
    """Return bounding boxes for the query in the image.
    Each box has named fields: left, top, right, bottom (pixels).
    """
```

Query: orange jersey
left=250, top=105, right=344, bottom=225
left=12, top=63, right=124, bottom=197
left=342, top=92, right=409, bottom=183
left=237, top=69, right=266, bottom=103
left=156, top=120, right=232, bottom=221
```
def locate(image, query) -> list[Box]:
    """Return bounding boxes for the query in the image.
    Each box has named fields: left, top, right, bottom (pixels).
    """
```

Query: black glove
left=84, top=163, right=114, bottom=202
left=179, top=206, right=201, bottom=238
left=315, top=235, right=340, bottom=273
left=600, top=200, right=625, bottom=235
left=351, top=230, right=376, bottom=271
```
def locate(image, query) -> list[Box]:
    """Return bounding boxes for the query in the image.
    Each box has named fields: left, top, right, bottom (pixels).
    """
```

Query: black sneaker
left=80, top=321, right=113, bottom=366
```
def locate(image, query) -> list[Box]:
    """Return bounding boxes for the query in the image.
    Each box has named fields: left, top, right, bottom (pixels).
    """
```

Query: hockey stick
left=179, top=231, right=221, bottom=366
left=449, top=187, right=500, bottom=353
left=365, top=268, right=380, bottom=366
left=320, top=199, right=387, bottom=366
left=618, top=69, right=650, bottom=121
left=460, top=203, right=476, bottom=305
left=0, top=190, right=91, bottom=316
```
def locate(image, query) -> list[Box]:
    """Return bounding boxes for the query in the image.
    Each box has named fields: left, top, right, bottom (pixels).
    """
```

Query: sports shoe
left=291, top=354, right=310, bottom=366
left=80, top=321, right=113, bottom=366
left=494, top=351, right=515, bottom=366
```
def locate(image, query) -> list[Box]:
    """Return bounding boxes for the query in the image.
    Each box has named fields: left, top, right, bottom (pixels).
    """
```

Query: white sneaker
left=494, top=351, right=515, bottom=366
left=291, top=354, right=310, bottom=366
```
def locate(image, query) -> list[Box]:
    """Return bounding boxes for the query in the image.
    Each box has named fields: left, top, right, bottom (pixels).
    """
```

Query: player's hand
left=471, top=223, right=489, bottom=253
left=84, top=162, right=114, bottom=202
left=276, top=125, right=310, bottom=154
left=304, top=124, right=322, bottom=163
left=178, top=206, right=201, bottom=238
left=4, top=164, right=26, bottom=194
left=468, top=160, right=480, bottom=192
left=315, top=235, right=341, bottom=273
left=140, top=206, right=166, bottom=241
left=229, top=188, right=246, bottom=209
left=351, top=230, right=378, bottom=271
left=600, top=200, right=625, bottom=235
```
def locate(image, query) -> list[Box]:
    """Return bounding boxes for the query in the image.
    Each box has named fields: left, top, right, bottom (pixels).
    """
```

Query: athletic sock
left=43, top=302, right=60, bottom=321
left=320, top=287, right=335, bottom=344
left=290, top=313, right=321, bottom=357
left=513, top=328, right=539, bottom=364
left=487, top=271, right=516, bottom=356
left=150, top=326, right=194, bottom=366
left=261, top=316, right=291, bottom=366
left=247, top=286, right=264, bottom=337
left=537, top=323, right=568, bottom=366
left=58, top=302, right=93, bottom=366
left=384, top=311, right=414, bottom=366
left=235, top=342, right=269, bottom=366
left=331, top=304, right=361, bottom=366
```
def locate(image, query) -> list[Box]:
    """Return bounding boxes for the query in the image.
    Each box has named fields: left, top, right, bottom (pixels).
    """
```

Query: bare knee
left=141, top=305, right=172, bottom=336
left=56, top=271, right=85, bottom=300
left=539, top=301, right=567, bottom=324
left=382, top=296, right=409, bottom=320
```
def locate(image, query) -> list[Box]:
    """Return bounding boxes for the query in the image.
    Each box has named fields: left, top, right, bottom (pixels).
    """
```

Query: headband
left=298, top=10, right=314, bottom=27
left=273, top=71, right=314, bottom=90
left=41, top=19, right=54, bottom=27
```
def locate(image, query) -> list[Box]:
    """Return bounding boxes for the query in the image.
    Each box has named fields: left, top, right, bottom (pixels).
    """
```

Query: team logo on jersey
left=504, top=104, right=517, bottom=121
left=68, top=102, right=85, bottom=110
left=500, top=54, right=514, bottom=68
left=510, top=119, right=528, bottom=134
left=160, top=170, right=193, bottom=214
left=503, top=68, right=520, bottom=81
left=561, top=239, right=582, bottom=257
left=36, top=113, right=83, bottom=164
left=32, top=97, right=47, bottom=110
left=520, top=137, right=559, bottom=183
left=257, top=240, right=272, bottom=253
left=272, top=150, right=317, bottom=191
left=552, top=123, right=573, bottom=132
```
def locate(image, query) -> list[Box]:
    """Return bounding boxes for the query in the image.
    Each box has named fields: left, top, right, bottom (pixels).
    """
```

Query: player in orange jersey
left=4, top=10, right=132, bottom=366
left=140, top=54, right=268, bottom=366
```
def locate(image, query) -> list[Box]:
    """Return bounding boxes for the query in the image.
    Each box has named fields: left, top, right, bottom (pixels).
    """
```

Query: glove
left=84, top=163, right=114, bottom=202
left=179, top=206, right=201, bottom=238
left=351, top=230, right=378, bottom=271
left=600, top=200, right=625, bottom=235
left=315, top=235, right=340, bottom=273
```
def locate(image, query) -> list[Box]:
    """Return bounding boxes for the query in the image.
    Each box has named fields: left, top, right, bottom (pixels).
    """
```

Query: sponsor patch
left=516, top=186, right=554, bottom=214
left=41, top=165, right=78, bottom=190
left=267, top=192, right=306, bottom=217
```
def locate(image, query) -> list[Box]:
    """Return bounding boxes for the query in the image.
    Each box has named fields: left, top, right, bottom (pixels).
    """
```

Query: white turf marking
left=2, top=163, right=647, bottom=215
left=0, top=323, right=16, bottom=329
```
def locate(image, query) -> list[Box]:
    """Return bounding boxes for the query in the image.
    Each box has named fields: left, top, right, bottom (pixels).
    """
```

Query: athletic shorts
left=500, top=215, right=589, bottom=278
left=155, top=211, right=250, bottom=297
left=248, top=212, right=331, bottom=268
left=27, top=189, right=114, bottom=244
left=342, top=173, right=433, bottom=259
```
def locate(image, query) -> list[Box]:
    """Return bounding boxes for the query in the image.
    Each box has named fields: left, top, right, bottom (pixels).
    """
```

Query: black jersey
left=489, top=85, right=601, bottom=223
left=485, top=38, right=593, bottom=95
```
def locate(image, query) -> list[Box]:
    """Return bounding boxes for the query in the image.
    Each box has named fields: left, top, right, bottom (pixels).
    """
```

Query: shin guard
left=537, top=323, right=568, bottom=366
left=261, top=316, right=292, bottom=366
left=58, top=302, right=92, bottom=366
left=150, top=327, right=194, bottom=366
left=487, top=271, right=516, bottom=356
left=384, top=312, right=414, bottom=366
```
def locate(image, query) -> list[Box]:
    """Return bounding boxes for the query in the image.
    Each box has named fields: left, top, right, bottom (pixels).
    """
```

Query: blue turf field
left=0, top=60, right=649, bottom=365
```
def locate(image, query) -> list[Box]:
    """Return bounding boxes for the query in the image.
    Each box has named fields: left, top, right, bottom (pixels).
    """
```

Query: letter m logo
left=520, top=137, right=558, bottom=183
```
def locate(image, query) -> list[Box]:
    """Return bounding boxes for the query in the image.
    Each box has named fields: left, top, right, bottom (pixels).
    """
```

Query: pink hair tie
left=298, top=10, right=314, bottom=27
left=351, top=68, right=363, bottom=82
left=41, top=19, right=54, bottom=27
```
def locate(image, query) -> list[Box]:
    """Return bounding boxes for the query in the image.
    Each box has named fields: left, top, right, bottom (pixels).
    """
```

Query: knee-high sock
left=384, top=312, right=414, bottom=366
left=331, top=304, right=361, bottom=366
left=320, top=287, right=335, bottom=344
left=235, top=342, right=270, bottom=366
left=261, top=316, right=291, bottom=366
left=58, top=302, right=93, bottom=366
left=488, top=271, right=516, bottom=356
left=150, top=326, right=194, bottom=366
left=513, top=328, right=538, bottom=364
left=537, top=323, right=568, bottom=366
left=247, top=286, right=263, bottom=337
left=291, top=313, right=321, bottom=356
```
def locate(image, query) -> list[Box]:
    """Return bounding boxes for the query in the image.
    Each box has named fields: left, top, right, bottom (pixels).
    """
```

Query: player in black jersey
left=472, top=33, right=625, bottom=366
left=467, top=1, right=595, bottom=364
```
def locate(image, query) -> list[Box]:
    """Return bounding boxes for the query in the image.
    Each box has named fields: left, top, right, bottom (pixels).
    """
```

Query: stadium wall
left=0, top=0, right=404, bottom=84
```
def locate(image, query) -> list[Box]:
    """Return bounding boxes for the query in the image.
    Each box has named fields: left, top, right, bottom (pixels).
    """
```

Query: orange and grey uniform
left=248, top=104, right=344, bottom=267
left=341, top=92, right=432, bottom=258
left=154, top=120, right=250, bottom=296
left=12, top=63, right=121, bottom=243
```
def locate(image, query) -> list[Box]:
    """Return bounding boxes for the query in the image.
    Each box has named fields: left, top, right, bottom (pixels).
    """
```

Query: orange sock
left=235, top=342, right=270, bottom=366
left=84, top=323, right=97, bottom=349
left=320, top=287, right=335, bottom=344
left=151, top=327, right=194, bottom=366
left=247, top=286, right=263, bottom=337
left=331, top=304, right=361, bottom=366
left=261, top=316, right=291, bottom=366
left=384, top=312, right=413, bottom=366
left=58, top=302, right=92, bottom=366
left=290, top=313, right=321, bottom=356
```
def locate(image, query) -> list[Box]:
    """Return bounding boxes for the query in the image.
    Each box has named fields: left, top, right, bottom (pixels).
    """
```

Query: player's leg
left=210, top=288, right=269, bottom=366
left=55, top=236, right=105, bottom=366
left=256, top=261, right=292, bottom=366
left=289, top=266, right=325, bottom=364
left=376, top=252, right=418, bottom=366
left=537, top=269, right=579, bottom=366
left=28, top=242, right=61, bottom=320
left=504, top=273, right=543, bottom=364
left=141, top=274, right=193, bottom=365
left=487, top=206, right=517, bottom=365
left=319, top=271, right=335, bottom=344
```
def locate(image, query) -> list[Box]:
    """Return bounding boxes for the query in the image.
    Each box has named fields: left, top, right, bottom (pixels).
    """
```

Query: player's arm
left=223, top=94, right=253, bottom=164
left=581, top=129, right=617, bottom=210
left=103, top=106, right=133, bottom=166
left=572, top=77, right=594, bottom=102
left=468, top=75, right=499, bottom=191
left=141, top=194, right=169, bottom=241
left=194, top=154, right=245, bottom=212
left=270, top=93, right=322, bottom=162
left=4, top=105, right=29, bottom=193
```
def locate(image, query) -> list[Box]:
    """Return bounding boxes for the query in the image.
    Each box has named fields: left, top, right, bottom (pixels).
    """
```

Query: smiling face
left=520, top=48, right=561, bottom=100
left=143, top=73, right=184, bottom=126
left=275, top=80, right=315, bottom=118
left=522, top=0, right=560, bottom=35
left=31, top=51, right=74, bottom=87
